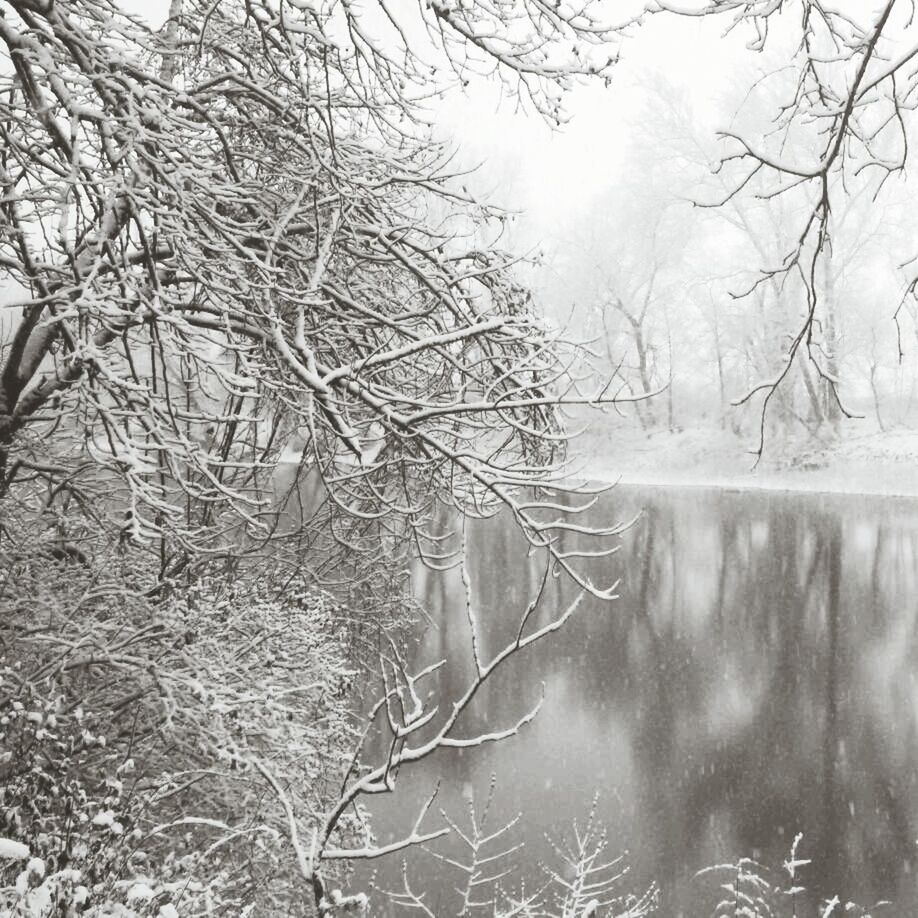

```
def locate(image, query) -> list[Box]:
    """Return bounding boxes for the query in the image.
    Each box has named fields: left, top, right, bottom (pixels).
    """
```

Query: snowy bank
left=569, top=424, right=918, bottom=498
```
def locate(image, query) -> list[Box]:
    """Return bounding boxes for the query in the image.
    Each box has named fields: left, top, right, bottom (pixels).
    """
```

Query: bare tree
left=685, top=0, right=918, bottom=457
left=0, top=0, right=643, bottom=592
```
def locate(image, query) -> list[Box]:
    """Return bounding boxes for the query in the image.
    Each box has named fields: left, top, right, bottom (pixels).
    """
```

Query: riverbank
left=570, top=423, right=918, bottom=497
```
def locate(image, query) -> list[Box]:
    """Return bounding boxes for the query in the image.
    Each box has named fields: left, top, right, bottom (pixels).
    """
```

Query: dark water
left=365, top=486, right=918, bottom=915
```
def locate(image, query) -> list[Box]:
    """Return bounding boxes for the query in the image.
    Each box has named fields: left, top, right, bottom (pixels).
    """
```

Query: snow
left=0, top=838, right=29, bottom=859
left=321, top=889, right=369, bottom=913
left=92, top=809, right=115, bottom=827
left=572, top=423, right=918, bottom=498
left=24, top=880, right=52, bottom=913
left=127, top=882, right=156, bottom=902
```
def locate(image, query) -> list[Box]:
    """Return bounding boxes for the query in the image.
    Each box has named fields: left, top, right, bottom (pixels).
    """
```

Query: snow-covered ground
left=570, top=423, right=918, bottom=497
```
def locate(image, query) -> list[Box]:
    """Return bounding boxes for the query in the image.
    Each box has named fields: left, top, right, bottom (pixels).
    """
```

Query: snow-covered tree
left=0, top=4, right=634, bottom=914
left=0, top=0, right=634, bottom=591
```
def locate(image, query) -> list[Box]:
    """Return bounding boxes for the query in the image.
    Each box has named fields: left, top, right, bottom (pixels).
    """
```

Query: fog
left=427, top=5, right=918, bottom=466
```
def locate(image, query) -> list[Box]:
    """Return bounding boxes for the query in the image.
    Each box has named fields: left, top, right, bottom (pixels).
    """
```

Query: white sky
left=431, top=12, right=760, bottom=238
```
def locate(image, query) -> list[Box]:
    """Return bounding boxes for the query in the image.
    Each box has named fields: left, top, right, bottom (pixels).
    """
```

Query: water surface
left=367, top=486, right=918, bottom=915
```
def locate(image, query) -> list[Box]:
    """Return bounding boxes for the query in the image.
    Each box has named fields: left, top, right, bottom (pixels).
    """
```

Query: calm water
left=366, top=486, right=918, bottom=915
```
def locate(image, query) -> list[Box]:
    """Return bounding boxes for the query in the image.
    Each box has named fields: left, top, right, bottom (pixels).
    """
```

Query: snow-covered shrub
left=0, top=554, right=360, bottom=916
left=695, top=835, right=890, bottom=917
left=388, top=782, right=658, bottom=918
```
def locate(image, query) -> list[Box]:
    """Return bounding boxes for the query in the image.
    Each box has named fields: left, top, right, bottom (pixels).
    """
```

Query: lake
left=364, top=485, right=918, bottom=916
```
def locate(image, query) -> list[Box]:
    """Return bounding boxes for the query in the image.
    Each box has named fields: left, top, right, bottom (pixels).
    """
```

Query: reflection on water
left=367, top=486, right=918, bottom=915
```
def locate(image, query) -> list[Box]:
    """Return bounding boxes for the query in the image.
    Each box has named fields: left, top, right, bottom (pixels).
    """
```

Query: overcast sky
left=432, top=13, right=752, bottom=235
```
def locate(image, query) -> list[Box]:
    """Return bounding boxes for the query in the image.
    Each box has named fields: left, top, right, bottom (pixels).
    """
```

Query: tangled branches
left=0, top=0, right=641, bottom=592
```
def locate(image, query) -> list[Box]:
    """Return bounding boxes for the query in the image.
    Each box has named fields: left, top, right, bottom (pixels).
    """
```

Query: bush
left=0, top=558, right=360, bottom=916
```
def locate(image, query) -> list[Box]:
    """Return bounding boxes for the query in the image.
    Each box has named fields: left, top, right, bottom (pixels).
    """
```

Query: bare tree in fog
left=691, top=1, right=918, bottom=454
left=545, top=9, right=918, bottom=450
